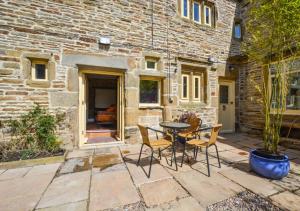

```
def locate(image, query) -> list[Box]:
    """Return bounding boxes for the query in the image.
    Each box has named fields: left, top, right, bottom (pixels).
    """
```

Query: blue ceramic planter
left=249, top=149, right=290, bottom=180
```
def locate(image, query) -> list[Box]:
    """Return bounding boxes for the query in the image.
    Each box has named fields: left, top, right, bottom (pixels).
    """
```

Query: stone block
left=125, top=89, right=139, bottom=107
left=67, top=67, right=79, bottom=92
left=50, top=92, right=78, bottom=107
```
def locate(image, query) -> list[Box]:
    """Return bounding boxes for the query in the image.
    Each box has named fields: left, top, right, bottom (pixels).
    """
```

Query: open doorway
left=85, top=74, right=118, bottom=144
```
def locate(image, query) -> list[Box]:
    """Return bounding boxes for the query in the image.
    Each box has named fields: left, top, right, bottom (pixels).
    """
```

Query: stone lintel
left=62, top=54, right=128, bottom=70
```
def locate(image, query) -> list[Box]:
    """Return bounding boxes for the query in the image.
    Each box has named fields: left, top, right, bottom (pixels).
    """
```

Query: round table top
left=159, top=121, right=190, bottom=130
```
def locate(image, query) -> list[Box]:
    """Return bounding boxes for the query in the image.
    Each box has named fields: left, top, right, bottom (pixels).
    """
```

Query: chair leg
left=137, top=144, right=144, bottom=166
left=172, top=143, right=178, bottom=171
left=196, top=146, right=199, bottom=158
left=148, top=149, right=154, bottom=178
left=214, top=144, right=221, bottom=168
left=158, top=148, right=161, bottom=160
left=206, top=147, right=210, bottom=177
left=181, top=143, right=186, bottom=167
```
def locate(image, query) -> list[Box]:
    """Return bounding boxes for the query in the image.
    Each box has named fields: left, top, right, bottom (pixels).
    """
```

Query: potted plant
left=243, top=0, right=300, bottom=179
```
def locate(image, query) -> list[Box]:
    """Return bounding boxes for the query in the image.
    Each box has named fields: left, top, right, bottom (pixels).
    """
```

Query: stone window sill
left=26, top=80, right=50, bottom=88
left=139, top=105, right=164, bottom=110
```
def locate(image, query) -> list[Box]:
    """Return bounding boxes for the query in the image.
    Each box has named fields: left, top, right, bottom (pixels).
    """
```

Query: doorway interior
left=85, top=74, right=119, bottom=144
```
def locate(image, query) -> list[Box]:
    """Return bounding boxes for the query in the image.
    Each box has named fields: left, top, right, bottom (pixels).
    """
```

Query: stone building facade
left=0, top=0, right=243, bottom=149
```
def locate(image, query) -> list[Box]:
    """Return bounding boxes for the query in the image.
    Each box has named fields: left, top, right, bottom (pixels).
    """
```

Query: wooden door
left=218, top=81, right=235, bottom=133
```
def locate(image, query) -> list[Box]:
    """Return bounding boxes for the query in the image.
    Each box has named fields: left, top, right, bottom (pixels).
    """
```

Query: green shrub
left=8, top=104, right=65, bottom=152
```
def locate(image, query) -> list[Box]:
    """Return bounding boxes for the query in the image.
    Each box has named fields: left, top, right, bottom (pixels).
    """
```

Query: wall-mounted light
left=99, top=37, right=110, bottom=45
left=208, top=56, right=216, bottom=64
left=229, top=65, right=235, bottom=72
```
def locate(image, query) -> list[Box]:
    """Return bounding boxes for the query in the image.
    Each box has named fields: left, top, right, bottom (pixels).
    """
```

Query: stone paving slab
left=93, top=163, right=127, bottom=174
left=0, top=169, right=6, bottom=175
left=59, top=158, right=91, bottom=175
left=0, top=173, right=55, bottom=211
left=212, top=150, right=248, bottom=163
left=37, top=171, right=90, bottom=209
left=0, top=166, right=32, bottom=180
left=290, top=159, right=300, bottom=174
left=146, top=197, right=205, bottom=211
left=270, top=191, right=300, bottom=211
left=89, top=169, right=140, bottom=211
left=94, top=146, right=121, bottom=156
left=36, top=200, right=87, bottom=211
left=125, top=154, right=172, bottom=186
left=25, top=163, right=60, bottom=177
left=173, top=170, right=244, bottom=207
left=271, top=172, right=300, bottom=191
left=67, top=149, right=94, bottom=159
left=139, top=178, right=189, bottom=207
left=220, top=168, right=283, bottom=197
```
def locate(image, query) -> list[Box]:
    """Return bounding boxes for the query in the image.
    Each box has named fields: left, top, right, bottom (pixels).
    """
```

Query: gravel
left=207, top=191, right=282, bottom=211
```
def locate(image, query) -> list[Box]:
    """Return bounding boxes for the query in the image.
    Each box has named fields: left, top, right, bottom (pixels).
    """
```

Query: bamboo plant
left=243, top=0, right=300, bottom=154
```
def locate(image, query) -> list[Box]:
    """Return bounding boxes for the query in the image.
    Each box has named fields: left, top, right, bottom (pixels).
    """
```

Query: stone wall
left=0, top=0, right=241, bottom=148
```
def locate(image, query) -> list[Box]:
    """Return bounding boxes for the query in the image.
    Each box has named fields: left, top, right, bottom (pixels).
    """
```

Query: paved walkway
left=0, top=133, right=300, bottom=211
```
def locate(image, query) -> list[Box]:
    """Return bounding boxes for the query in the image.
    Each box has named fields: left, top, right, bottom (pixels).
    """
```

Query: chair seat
left=149, top=139, right=172, bottom=148
left=187, top=139, right=209, bottom=147
left=178, top=132, right=195, bottom=139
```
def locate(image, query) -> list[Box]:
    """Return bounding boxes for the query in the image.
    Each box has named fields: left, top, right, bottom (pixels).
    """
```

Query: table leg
left=172, top=130, right=178, bottom=171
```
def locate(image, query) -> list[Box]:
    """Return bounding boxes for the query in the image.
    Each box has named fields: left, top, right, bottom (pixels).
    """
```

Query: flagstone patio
left=0, top=133, right=299, bottom=211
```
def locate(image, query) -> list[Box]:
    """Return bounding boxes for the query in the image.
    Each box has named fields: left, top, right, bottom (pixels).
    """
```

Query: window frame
left=233, top=21, right=242, bottom=40
left=181, top=74, right=190, bottom=101
left=193, top=75, right=201, bottom=102
left=145, top=59, right=158, bottom=71
left=181, top=0, right=190, bottom=19
left=192, top=1, right=201, bottom=24
left=204, top=5, right=212, bottom=26
left=139, top=78, right=161, bottom=107
left=31, top=60, right=48, bottom=81
left=270, top=69, right=300, bottom=114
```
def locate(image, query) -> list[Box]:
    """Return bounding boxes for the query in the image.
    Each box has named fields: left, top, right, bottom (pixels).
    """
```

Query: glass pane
left=183, top=0, right=188, bottom=17
left=183, top=76, right=188, bottom=98
left=140, top=80, right=159, bottom=104
left=146, top=61, right=156, bottom=70
left=35, top=64, right=46, bottom=79
left=287, top=73, right=300, bottom=110
left=193, top=3, right=200, bottom=22
left=234, top=23, right=241, bottom=39
left=205, top=7, right=210, bottom=24
left=220, top=85, right=229, bottom=104
left=195, top=78, right=199, bottom=98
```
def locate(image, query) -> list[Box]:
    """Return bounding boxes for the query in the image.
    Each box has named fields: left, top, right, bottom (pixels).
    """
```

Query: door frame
left=218, top=79, right=236, bottom=133
left=78, top=69, right=125, bottom=148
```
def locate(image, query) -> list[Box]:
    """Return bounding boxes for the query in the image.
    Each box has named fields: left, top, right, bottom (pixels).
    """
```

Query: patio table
left=159, top=121, right=190, bottom=170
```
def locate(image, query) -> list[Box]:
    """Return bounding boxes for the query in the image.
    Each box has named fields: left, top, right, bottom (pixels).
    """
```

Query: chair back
left=137, top=124, right=150, bottom=146
left=208, top=124, right=222, bottom=146
left=183, top=116, right=201, bottom=133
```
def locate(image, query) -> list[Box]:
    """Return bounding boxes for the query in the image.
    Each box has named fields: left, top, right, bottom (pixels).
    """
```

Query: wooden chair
left=178, top=116, right=202, bottom=140
left=186, top=124, right=222, bottom=177
left=137, top=124, right=173, bottom=178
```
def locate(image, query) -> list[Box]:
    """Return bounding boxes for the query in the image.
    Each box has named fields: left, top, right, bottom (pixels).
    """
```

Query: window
left=181, top=0, right=190, bottom=18
left=270, top=61, right=300, bottom=112
left=204, top=5, right=211, bottom=26
left=193, top=76, right=201, bottom=101
left=193, top=2, right=201, bottom=23
left=182, top=74, right=189, bottom=100
left=140, top=79, right=160, bottom=106
left=31, top=61, right=48, bottom=81
left=234, top=22, right=242, bottom=39
left=145, top=59, right=157, bottom=70
left=219, top=85, right=229, bottom=104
